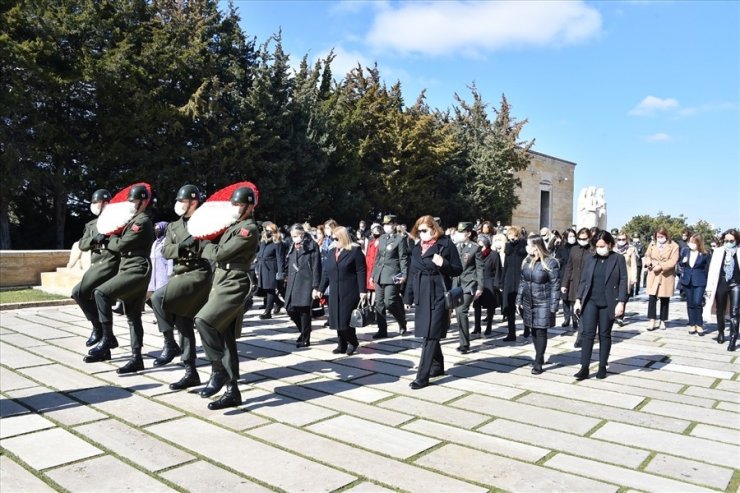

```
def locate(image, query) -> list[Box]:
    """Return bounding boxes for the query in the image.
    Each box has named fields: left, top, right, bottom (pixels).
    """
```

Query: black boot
left=258, top=310, right=272, bottom=320
left=83, top=348, right=111, bottom=363
left=200, top=362, right=229, bottom=398
left=531, top=329, right=547, bottom=375
left=372, top=329, right=388, bottom=339
left=596, top=365, right=607, bottom=379
left=170, top=363, right=201, bottom=390
left=574, top=367, right=590, bottom=380
left=86, top=324, right=102, bottom=347
left=87, top=323, right=117, bottom=356
left=503, top=326, right=516, bottom=342
left=117, top=349, right=144, bottom=374
left=716, top=329, right=725, bottom=344
left=153, top=332, right=181, bottom=367
left=207, top=381, right=242, bottom=410
left=728, top=322, right=738, bottom=352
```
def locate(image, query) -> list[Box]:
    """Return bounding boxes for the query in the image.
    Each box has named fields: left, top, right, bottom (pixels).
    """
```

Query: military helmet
left=230, top=186, right=255, bottom=205
left=176, top=184, right=200, bottom=201
left=91, top=189, right=112, bottom=203
left=127, top=184, right=150, bottom=202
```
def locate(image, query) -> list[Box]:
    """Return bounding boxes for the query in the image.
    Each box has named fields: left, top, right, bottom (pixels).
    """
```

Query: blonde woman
left=613, top=231, right=638, bottom=326
left=317, top=226, right=368, bottom=355
left=515, top=234, right=560, bottom=374
left=255, top=222, right=286, bottom=319
left=644, top=227, right=679, bottom=330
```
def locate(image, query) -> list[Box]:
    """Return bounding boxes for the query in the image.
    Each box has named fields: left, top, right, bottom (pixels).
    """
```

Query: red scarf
left=420, top=238, right=437, bottom=255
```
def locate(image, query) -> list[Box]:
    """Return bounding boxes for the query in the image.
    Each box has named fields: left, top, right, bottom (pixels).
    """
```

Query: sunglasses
left=617, top=237, right=627, bottom=241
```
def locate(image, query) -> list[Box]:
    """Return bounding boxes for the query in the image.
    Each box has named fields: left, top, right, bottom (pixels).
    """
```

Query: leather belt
left=217, top=262, right=251, bottom=272
left=119, top=250, right=148, bottom=258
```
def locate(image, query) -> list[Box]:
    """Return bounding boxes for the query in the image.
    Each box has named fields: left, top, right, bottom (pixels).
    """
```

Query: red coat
left=365, top=238, right=379, bottom=291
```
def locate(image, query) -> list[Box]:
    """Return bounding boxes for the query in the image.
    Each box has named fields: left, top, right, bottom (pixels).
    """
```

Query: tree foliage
left=622, top=212, right=722, bottom=243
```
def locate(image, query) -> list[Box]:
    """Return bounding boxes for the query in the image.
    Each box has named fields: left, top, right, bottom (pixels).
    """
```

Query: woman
left=501, top=226, right=528, bottom=341
left=285, top=224, right=321, bottom=347
left=554, top=228, right=576, bottom=327
left=644, top=227, right=679, bottom=330
left=613, top=231, right=639, bottom=326
left=704, top=229, right=740, bottom=350
left=561, top=227, right=593, bottom=346
left=317, top=226, right=368, bottom=355
left=255, top=222, right=285, bottom=319
left=480, top=221, right=495, bottom=237
left=680, top=234, right=710, bottom=335
left=473, top=235, right=502, bottom=336
left=365, top=223, right=383, bottom=304
left=573, top=231, right=628, bottom=380
left=404, top=216, right=462, bottom=389
left=516, top=234, right=560, bottom=374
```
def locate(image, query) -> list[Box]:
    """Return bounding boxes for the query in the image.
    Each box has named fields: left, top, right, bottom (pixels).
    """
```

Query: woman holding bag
left=285, top=224, right=321, bottom=348
left=404, top=215, right=463, bottom=389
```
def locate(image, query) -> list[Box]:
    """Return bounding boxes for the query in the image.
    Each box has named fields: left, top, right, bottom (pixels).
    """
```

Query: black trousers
left=337, top=327, right=359, bottom=348
left=375, top=283, right=406, bottom=332
left=455, top=293, right=475, bottom=348
left=289, top=307, right=312, bottom=341
left=647, top=295, right=669, bottom=321
left=580, top=300, right=613, bottom=369
left=151, top=287, right=197, bottom=363
left=715, top=282, right=740, bottom=334
left=504, top=292, right=518, bottom=336
left=195, top=317, right=239, bottom=381
left=71, top=282, right=101, bottom=329
left=473, top=297, right=494, bottom=332
left=416, top=338, right=443, bottom=382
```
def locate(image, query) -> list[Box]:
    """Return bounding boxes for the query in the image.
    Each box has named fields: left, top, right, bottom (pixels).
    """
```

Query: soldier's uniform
left=195, top=186, right=259, bottom=410
left=371, top=214, right=409, bottom=338
left=452, top=222, right=485, bottom=353
left=71, top=189, right=119, bottom=348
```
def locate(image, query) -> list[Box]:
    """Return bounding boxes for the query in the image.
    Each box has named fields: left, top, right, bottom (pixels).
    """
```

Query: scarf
left=724, top=247, right=737, bottom=281
left=421, top=238, right=437, bottom=255
left=481, top=247, right=491, bottom=258
left=616, top=242, right=629, bottom=254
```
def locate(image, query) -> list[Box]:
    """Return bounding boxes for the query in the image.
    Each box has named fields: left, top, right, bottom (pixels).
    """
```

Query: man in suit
left=452, top=222, right=485, bottom=353
left=371, top=214, right=409, bottom=338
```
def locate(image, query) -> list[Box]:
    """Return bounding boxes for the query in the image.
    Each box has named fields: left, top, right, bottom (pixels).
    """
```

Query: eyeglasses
left=418, top=229, right=429, bottom=233
left=617, top=237, right=627, bottom=241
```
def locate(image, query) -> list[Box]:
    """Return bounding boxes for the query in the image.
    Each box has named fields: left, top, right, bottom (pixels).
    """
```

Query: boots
left=207, top=381, right=242, bottom=410
left=117, top=349, right=144, bottom=374
left=86, top=324, right=102, bottom=347
left=574, top=367, right=590, bottom=380
left=531, top=329, right=547, bottom=375
left=169, top=363, right=201, bottom=390
left=85, top=323, right=117, bottom=362
left=716, top=328, right=725, bottom=344
left=596, top=365, right=607, bottom=379
left=153, top=331, right=181, bottom=367
left=258, top=309, right=272, bottom=320
left=200, top=361, right=229, bottom=398
left=728, top=320, right=738, bottom=352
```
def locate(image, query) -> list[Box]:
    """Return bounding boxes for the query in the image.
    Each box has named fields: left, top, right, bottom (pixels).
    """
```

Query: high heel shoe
left=659, top=320, right=666, bottom=330
left=688, top=325, right=697, bottom=334
left=696, top=326, right=705, bottom=336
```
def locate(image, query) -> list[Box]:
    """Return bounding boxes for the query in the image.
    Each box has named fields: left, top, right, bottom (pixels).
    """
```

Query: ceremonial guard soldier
left=150, top=185, right=212, bottom=390
left=371, top=214, right=409, bottom=338
left=452, top=222, right=485, bottom=353
left=71, top=189, right=119, bottom=349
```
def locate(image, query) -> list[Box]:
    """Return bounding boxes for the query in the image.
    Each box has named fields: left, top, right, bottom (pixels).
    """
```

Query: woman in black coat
left=285, top=224, right=321, bottom=348
left=473, top=235, right=502, bottom=336
left=516, top=234, right=560, bottom=375
left=404, top=216, right=463, bottom=389
left=573, top=230, right=628, bottom=380
left=561, top=227, right=592, bottom=344
left=255, top=222, right=286, bottom=319
left=318, top=226, right=368, bottom=355
left=554, top=228, right=576, bottom=327
left=501, top=226, right=528, bottom=341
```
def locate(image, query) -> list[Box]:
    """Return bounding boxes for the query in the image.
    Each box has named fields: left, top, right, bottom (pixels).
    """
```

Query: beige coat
left=644, top=241, right=679, bottom=298
left=616, top=245, right=639, bottom=287
left=704, top=247, right=740, bottom=320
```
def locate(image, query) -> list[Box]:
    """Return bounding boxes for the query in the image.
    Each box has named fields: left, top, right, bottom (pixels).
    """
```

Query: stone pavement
left=1, top=294, right=738, bottom=492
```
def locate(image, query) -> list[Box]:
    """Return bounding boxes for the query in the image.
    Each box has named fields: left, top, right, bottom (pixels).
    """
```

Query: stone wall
left=0, top=250, right=71, bottom=288
left=511, top=151, right=575, bottom=232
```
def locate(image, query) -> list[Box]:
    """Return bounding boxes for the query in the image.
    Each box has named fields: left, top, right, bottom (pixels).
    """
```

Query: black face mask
left=265, top=231, right=272, bottom=238
left=373, top=233, right=381, bottom=238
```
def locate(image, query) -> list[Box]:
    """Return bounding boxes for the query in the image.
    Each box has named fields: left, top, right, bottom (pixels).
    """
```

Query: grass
left=0, top=288, right=67, bottom=304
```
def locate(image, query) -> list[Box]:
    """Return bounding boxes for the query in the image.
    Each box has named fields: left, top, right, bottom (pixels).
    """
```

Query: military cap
left=382, top=214, right=397, bottom=224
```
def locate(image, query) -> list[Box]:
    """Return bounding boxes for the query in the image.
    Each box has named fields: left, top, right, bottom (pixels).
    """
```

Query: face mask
left=596, top=246, right=610, bottom=257
left=688, top=242, right=697, bottom=251
left=578, top=239, right=589, bottom=247
left=525, top=245, right=535, bottom=256
left=657, top=237, right=666, bottom=244
left=453, top=232, right=466, bottom=244
left=508, top=236, right=517, bottom=242
left=230, top=204, right=243, bottom=220
left=325, top=229, right=332, bottom=237
left=383, top=225, right=394, bottom=235
left=90, top=203, right=102, bottom=216
left=726, top=241, right=737, bottom=250
left=292, top=235, right=303, bottom=244
left=174, top=201, right=188, bottom=216
left=617, top=240, right=626, bottom=247
left=682, top=236, right=688, bottom=241
left=632, top=238, right=639, bottom=243
left=372, top=232, right=381, bottom=238
left=265, top=231, right=272, bottom=238
left=567, top=236, right=576, bottom=245
left=419, top=231, right=433, bottom=242
left=359, top=225, right=366, bottom=231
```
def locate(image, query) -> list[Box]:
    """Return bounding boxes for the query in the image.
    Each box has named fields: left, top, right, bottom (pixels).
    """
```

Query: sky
left=225, top=0, right=739, bottom=231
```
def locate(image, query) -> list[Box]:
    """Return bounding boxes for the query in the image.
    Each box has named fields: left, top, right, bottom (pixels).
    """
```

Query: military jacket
left=75, top=218, right=119, bottom=299
left=453, top=241, right=485, bottom=294
left=371, top=233, right=410, bottom=285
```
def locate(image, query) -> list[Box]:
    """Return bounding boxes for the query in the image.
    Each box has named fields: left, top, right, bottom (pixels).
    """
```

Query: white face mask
left=292, top=235, right=303, bottom=244
left=567, top=236, right=576, bottom=245
left=174, top=201, right=188, bottom=217
left=688, top=242, right=697, bottom=251
left=453, top=232, right=466, bottom=244
left=90, top=203, right=102, bottom=216
left=230, top=204, right=243, bottom=220
left=324, top=229, right=332, bottom=237
left=419, top=231, right=433, bottom=242
left=657, top=237, right=667, bottom=244
left=578, top=239, right=589, bottom=247
left=330, top=240, right=339, bottom=249
left=617, top=240, right=626, bottom=247
left=383, top=225, right=394, bottom=235
left=525, top=245, right=535, bottom=256
left=596, top=246, right=610, bottom=257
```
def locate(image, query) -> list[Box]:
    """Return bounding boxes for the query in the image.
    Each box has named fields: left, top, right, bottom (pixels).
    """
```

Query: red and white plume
left=96, top=182, right=152, bottom=235
left=187, top=181, right=259, bottom=241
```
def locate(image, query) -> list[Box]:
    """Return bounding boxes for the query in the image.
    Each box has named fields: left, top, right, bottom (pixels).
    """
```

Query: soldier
left=195, top=185, right=259, bottom=410
left=150, top=185, right=212, bottom=390
left=85, top=184, right=155, bottom=374
left=371, top=214, right=409, bottom=339
left=71, top=189, right=120, bottom=349
left=452, top=222, right=485, bottom=353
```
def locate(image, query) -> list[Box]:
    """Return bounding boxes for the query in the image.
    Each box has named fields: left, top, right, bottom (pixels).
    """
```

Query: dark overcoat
left=577, top=252, right=629, bottom=319
left=561, top=244, right=591, bottom=302
left=516, top=257, right=561, bottom=329
left=256, top=240, right=285, bottom=290
left=403, top=236, right=463, bottom=339
left=319, top=246, right=366, bottom=331
left=501, top=239, right=528, bottom=310
left=285, top=235, right=321, bottom=310
left=75, top=218, right=119, bottom=299
left=159, top=216, right=212, bottom=318
left=478, top=249, right=502, bottom=307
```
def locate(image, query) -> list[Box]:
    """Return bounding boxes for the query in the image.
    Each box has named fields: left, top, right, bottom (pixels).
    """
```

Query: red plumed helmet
left=96, top=182, right=152, bottom=235
left=187, top=181, right=259, bottom=240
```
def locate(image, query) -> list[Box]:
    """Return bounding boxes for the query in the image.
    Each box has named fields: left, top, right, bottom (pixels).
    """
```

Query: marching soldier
left=452, top=222, right=485, bottom=353
left=195, top=185, right=259, bottom=410
left=85, top=184, right=155, bottom=374
left=71, top=189, right=120, bottom=349
left=371, top=214, right=409, bottom=338
left=150, top=185, right=212, bottom=390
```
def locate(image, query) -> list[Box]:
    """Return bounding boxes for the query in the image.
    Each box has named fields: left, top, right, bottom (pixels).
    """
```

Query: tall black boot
left=728, top=319, right=738, bottom=352
left=207, top=381, right=242, bottom=410
left=531, top=329, right=547, bottom=374
left=716, top=327, right=725, bottom=344
left=200, top=361, right=229, bottom=398
left=170, top=362, right=201, bottom=390
left=85, top=323, right=117, bottom=361
left=117, top=348, right=144, bottom=374
left=153, top=331, right=181, bottom=367
left=86, top=323, right=102, bottom=347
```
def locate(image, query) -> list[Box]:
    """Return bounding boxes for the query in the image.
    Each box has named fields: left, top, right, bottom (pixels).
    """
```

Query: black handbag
left=434, top=245, right=464, bottom=310
left=311, top=298, right=325, bottom=318
left=350, top=298, right=375, bottom=328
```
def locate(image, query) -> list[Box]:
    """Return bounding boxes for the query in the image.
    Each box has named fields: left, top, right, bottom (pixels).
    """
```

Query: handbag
left=311, top=298, right=325, bottom=318
left=434, top=245, right=464, bottom=310
left=350, top=298, right=376, bottom=328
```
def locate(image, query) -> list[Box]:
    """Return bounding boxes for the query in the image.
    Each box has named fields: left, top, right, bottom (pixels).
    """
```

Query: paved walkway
left=1, top=295, right=738, bottom=492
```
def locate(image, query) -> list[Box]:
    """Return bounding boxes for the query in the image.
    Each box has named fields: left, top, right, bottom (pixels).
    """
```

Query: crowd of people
left=71, top=183, right=740, bottom=408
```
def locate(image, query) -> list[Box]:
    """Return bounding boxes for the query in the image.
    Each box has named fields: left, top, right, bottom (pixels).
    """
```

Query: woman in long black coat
left=285, top=224, right=321, bottom=348
left=516, top=234, right=560, bottom=375
left=255, top=222, right=285, bottom=319
left=473, top=235, right=502, bottom=336
left=561, top=227, right=593, bottom=345
left=404, top=216, right=463, bottom=389
left=501, top=226, right=528, bottom=341
left=318, top=226, right=368, bottom=355
left=554, top=228, right=576, bottom=327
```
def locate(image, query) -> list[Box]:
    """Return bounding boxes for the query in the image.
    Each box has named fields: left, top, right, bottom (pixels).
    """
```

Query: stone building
left=510, top=150, right=576, bottom=232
